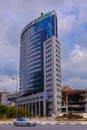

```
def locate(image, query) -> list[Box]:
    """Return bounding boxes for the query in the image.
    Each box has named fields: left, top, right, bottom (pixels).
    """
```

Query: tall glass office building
left=19, top=11, right=61, bottom=116
left=20, top=11, right=58, bottom=96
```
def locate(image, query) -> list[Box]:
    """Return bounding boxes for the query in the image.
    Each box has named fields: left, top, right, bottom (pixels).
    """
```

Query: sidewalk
left=0, top=119, right=87, bottom=125
left=0, top=120, right=13, bottom=125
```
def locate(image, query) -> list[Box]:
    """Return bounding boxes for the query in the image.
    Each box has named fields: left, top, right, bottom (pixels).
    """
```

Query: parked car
left=13, top=117, right=37, bottom=126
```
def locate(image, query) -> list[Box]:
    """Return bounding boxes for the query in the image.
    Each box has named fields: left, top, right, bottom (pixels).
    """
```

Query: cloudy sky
left=0, top=0, right=87, bottom=92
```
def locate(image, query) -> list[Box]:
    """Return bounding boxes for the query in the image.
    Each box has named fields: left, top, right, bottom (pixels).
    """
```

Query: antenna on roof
left=41, top=12, right=43, bottom=16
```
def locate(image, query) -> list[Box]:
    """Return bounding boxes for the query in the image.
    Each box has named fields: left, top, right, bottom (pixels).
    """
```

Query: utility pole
left=12, top=77, right=18, bottom=118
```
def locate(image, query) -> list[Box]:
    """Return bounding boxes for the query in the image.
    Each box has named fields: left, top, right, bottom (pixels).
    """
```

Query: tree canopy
left=0, top=105, right=29, bottom=119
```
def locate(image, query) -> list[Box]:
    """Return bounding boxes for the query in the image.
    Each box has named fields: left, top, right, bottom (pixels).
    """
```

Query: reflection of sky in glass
left=20, top=12, right=58, bottom=95
left=32, top=16, right=53, bottom=38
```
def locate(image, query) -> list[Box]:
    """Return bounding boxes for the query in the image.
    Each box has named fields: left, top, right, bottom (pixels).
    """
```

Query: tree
left=0, top=105, right=8, bottom=119
left=7, top=106, right=16, bottom=118
left=0, top=105, right=29, bottom=119
left=18, top=107, right=29, bottom=118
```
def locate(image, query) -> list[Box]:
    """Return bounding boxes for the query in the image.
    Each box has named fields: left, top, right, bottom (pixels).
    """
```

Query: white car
left=13, top=117, right=37, bottom=126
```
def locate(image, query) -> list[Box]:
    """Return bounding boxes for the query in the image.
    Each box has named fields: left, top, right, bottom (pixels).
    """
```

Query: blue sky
left=0, top=0, right=87, bottom=91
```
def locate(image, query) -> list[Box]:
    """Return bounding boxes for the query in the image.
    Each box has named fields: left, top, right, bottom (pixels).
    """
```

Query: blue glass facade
left=20, top=11, right=58, bottom=96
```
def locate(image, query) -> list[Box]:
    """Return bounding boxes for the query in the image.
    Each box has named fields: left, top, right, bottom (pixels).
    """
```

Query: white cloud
left=0, top=64, right=5, bottom=68
left=0, top=75, right=17, bottom=92
left=0, top=0, right=87, bottom=91
left=70, top=44, right=87, bottom=63
left=62, top=77, right=87, bottom=90
left=58, top=11, right=77, bottom=35
left=9, top=59, right=14, bottom=63
left=62, top=44, right=87, bottom=89
left=62, top=44, right=87, bottom=71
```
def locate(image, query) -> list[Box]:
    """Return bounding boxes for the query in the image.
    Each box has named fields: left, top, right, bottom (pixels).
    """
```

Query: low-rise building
left=6, top=92, right=18, bottom=106
left=0, top=89, right=8, bottom=105
left=62, top=86, right=87, bottom=115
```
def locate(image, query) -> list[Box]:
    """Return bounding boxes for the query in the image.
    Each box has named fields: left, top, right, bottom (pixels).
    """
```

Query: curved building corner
left=18, top=11, right=61, bottom=116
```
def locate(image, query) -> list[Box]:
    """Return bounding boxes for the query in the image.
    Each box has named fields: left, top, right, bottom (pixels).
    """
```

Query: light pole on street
left=12, top=77, right=19, bottom=118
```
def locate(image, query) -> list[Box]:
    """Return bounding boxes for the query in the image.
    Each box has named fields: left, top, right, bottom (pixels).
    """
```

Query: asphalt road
left=0, top=124, right=87, bottom=130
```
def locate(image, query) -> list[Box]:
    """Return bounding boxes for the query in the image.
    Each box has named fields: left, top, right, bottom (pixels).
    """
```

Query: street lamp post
left=12, top=77, right=18, bottom=118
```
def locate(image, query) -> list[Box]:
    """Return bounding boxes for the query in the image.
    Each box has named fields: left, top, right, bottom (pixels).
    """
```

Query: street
left=0, top=124, right=87, bottom=130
